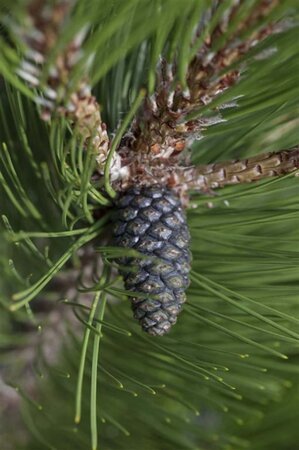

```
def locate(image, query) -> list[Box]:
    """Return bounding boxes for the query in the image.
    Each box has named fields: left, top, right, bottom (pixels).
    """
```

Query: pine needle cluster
left=0, top=1, right=299, bottom=449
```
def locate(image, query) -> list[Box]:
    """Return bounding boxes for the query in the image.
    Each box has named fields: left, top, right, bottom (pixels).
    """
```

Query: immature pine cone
left=113, top=186, right=191, bottom=336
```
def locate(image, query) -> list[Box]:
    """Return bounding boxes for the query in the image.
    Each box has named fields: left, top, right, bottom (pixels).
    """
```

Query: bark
left=112, top=147, right=299, bottom=203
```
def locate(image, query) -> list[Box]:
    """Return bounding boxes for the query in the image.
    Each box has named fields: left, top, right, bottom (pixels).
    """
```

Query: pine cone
left=113, top=186, right=191, bottom=336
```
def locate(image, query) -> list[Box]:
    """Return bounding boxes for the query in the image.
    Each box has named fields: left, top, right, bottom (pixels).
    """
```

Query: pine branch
left=188, top=146, right=299, bottom=190
left=118, top=1, right=283, bottom=159
left=111, top=1, right=298, bottom=198
left=1, top=3, right=299, bottom=450
left=5, top=1, right=298, bottom=200
left=182, top=146, right=299, bottom=194
left=112, top=146, right=299, bottom=201
left=15, top=0, right=109, bottom=170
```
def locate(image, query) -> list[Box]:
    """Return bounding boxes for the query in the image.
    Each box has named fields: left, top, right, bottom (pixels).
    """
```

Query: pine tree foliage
left=0, top=1, right=299, bottom=450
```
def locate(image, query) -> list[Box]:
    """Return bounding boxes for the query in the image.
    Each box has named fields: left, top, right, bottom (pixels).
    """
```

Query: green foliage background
left=0, top=1, right=299, bottom=449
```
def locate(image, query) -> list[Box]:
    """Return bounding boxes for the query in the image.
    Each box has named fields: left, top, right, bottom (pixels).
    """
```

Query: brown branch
left=183, top=147, right=299, bottom=191
left=112, top=147, right=299, bottom=204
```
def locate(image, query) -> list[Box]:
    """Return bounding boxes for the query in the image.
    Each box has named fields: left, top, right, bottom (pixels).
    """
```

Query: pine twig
left=112, top=146, right=299, bottom=202
left=119, top=1, right=282, bottom=160
left=180, top=146, right=299, bottom=192
left=16, top=0, right=110, bottom=171
left=113, top=1, right=298, bottom=199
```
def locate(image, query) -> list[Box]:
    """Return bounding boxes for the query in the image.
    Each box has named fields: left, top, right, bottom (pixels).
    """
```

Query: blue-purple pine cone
left=113, top=186, right=191, bottom=336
